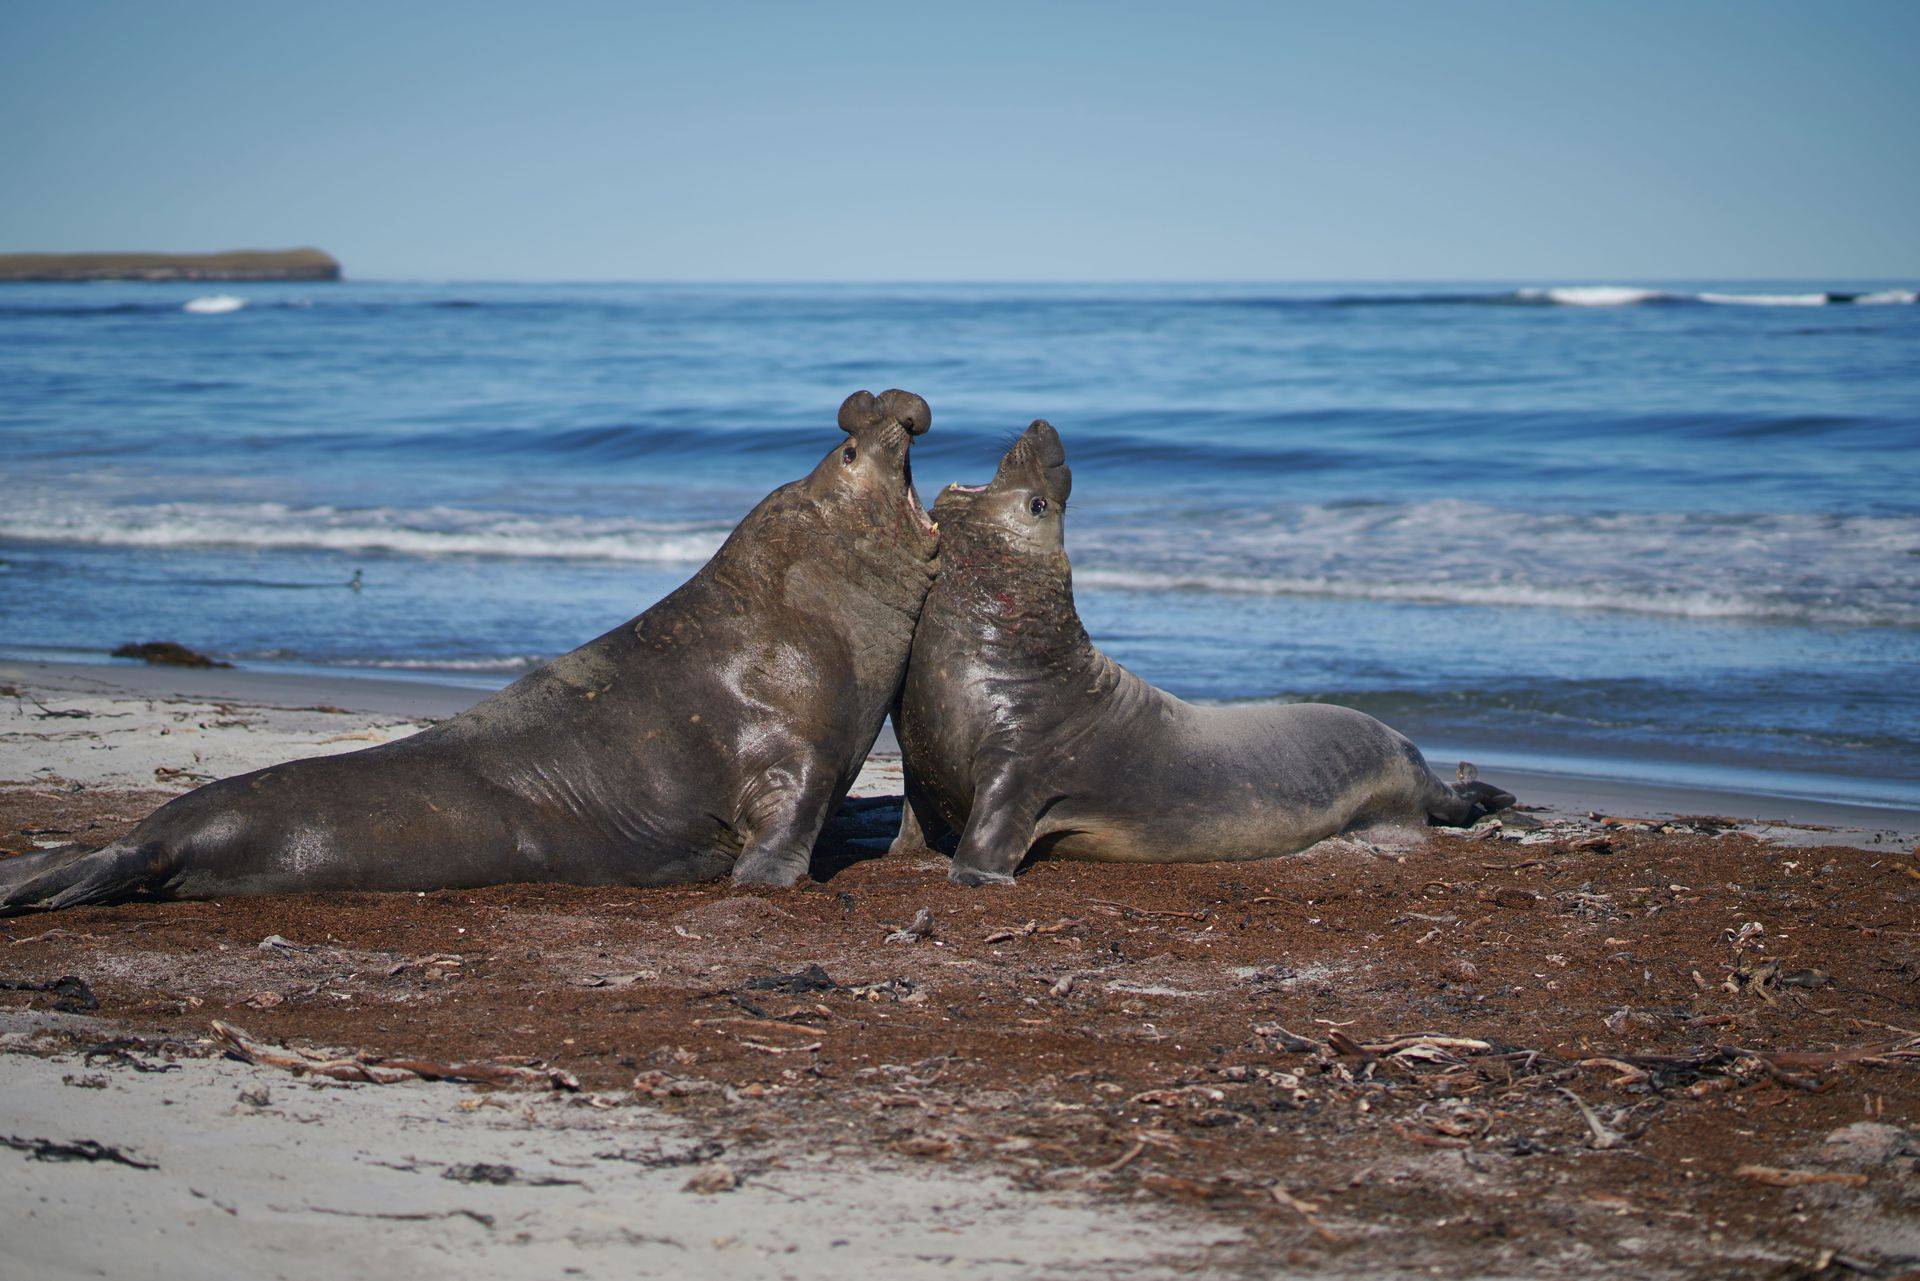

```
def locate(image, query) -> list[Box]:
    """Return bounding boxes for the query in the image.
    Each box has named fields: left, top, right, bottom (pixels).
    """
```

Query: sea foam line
left=1071, top=567, right=1907, bottom=626
left=0, top=501, right=728, bottom=563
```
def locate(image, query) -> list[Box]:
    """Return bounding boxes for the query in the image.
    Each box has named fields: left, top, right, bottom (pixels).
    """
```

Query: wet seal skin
left=1, top=391, right=938, bottom=913
left=891, top=420, right=1515, bottom=886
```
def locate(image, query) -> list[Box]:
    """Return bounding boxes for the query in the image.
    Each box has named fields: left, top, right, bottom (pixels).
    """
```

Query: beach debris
left=82, top=1040, right=180, bottom=1073
left=1735, top=1165, right=1868, bottom=1189
left=743, top=963, right=839, bottom=994
left=575, top=971, right=646, bottom=989
left=1143, top=1173, right=1238, bottom=1201
left=630, top=1071, right=723, bottom=1099
left=985, top=917, right=1078, bottom=943
left=111, top=640, right=232, bottom=669
left=681, top=1161, right=738, bottom=1194
left=0, top=974, right=98, bottom=1012
left=1821, top=1122, right=1915, bottom=1166
left=62, top=1074, right=109, bottom=1090
left=211, top=1020, right=579, bottom=1090
left=897, top=1131, right=960, bottom=1159
left=238, top=1085, right=271, bottom=1108
left=1, top=1134, right=158, bottom=1170
left=390, top=953, right=466, bottom=976
left=1088, top=900, right=1208, bottom=922
left=598, top=1139, right=725, bottom=1168
left=1268, top=1185, right=1339, bottom=1241
left=885, top=907, right=935, bottom=943
left=442, top=1162, right=583, bottom=1187
left=1730, top=957, right=1832, bottom=1004
left=6, top=685, right=124, bottom=720
left=1557, top=1089, right=1626, bottom=1149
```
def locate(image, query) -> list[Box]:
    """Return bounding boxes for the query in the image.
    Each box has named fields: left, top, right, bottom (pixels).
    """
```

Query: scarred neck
left=931, top=527, right=1094, bottom=666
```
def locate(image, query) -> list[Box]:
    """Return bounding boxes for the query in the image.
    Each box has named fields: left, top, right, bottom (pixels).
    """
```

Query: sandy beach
left=3, top=656, right=1917, bottom=1278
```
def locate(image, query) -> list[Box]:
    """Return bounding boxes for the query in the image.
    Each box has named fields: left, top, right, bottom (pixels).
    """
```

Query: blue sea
left=2, top=281, right=1917, bottom=808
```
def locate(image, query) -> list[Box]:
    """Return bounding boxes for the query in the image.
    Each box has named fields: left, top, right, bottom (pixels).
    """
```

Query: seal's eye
left=841, top=446, right=857, bottom=464
left=1029, top=496, right=1049, bottom=517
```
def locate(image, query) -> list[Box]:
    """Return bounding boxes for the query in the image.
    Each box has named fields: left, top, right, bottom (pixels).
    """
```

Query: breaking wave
left=3, top=286, right=1911, bottom=323
left=1068, top=501, right=1920, bottom=628
left=4, top=493, right=1914, bottom=628
left=182, top=295, right=247, bottom=314
left=0, top=499, right=729, bottom=564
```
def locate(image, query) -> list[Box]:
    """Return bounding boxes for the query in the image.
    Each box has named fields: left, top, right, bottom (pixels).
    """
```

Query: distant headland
left=0, top=248, right=341, bottom=282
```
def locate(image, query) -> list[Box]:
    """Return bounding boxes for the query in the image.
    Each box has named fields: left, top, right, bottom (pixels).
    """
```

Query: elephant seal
left=1, top=390, right=938, bottom=914
left=890, top=420, right=1514, bottom=886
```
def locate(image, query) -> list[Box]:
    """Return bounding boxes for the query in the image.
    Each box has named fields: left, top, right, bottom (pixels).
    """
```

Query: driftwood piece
left=211, top=1021, right=579, bottom=1091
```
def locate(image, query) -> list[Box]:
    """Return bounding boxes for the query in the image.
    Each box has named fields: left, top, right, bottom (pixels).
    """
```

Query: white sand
left=1, top=1015, right=1230, bottom=1280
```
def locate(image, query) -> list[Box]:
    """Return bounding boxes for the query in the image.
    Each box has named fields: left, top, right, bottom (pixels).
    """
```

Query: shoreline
left=6, top=656, right=1916, bottom=846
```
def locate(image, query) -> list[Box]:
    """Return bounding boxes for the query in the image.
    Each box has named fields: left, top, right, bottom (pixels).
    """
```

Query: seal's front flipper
left=947, top=773, right=1040, bottom=887
left=731, top=762, right=839, bottom=888
left=731, top=823, right=819, bottom=886
left=0, top=839, right=177, bottom=916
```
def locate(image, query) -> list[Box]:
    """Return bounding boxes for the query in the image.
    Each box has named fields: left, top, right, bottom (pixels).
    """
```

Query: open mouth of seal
left=903, top=451, right=937, bottom=538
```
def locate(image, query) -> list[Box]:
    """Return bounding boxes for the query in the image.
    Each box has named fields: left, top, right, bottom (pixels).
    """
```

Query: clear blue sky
left=2, top=1, right=1914, bottom=281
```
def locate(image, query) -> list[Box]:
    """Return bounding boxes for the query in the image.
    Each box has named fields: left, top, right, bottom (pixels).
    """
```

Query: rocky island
left=0, top=248, right=340, bottom=282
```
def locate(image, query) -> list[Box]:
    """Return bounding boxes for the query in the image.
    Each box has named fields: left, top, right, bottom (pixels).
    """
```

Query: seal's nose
left=1019, top=419, right=1063, bottom=467
left=838, top=388, right=931, bottom=436
left=877, top=389, right=931, bottom=436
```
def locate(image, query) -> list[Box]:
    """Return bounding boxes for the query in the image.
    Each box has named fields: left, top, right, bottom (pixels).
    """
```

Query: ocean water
left=2, top=281, right=1917, bottom=807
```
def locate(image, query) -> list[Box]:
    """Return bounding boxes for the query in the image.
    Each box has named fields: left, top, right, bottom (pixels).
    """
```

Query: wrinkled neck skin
left=694, top=469, right=939, bottom=684
left=922, top=521, right=1117, bottom=701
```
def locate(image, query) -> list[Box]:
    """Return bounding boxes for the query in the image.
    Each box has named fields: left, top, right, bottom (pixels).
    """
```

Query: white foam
left=362, top=656, right=546, bottom=672
left=1070, top=500, right=1920, bottom=628
left=0, top=499, right=727, bottom=563
left=1516, top=285, right=1912, bottom=308
left=1697, top=291, right=1827, bottom=307
left=183, top=295, right=247, bottom=314
left=1520, top=286, right=1667, bottom=307
left=1073, top=567, right=1871, bottom=622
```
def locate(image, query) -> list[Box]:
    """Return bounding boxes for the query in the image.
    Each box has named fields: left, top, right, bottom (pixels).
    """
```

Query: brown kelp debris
left=743, top=963, right=839, bottom=994
left=2, top=1135, right=158, bottom=1170
left=441, top=1162, right=583, bottom=1187
left=0, top=974, right=98, bottom=1012
left=110, top=641, right=232, bottom=669
left=9, top=773, right=1920, bottom=1277
left=681, top=1162, right=738, bottom=1194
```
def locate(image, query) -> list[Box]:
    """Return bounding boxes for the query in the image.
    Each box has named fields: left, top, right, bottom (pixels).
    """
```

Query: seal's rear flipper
left=1420, top=760, right=1517, bottom=827
left=0, top=840, right=176, bottom=916
left=1455, top=779, right=1517, bottom=818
